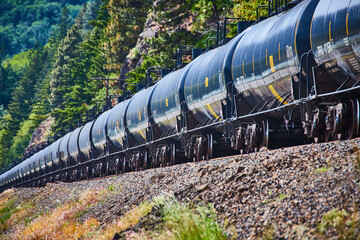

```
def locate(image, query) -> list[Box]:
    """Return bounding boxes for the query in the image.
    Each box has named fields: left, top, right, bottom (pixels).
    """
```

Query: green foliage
left=0, top=197, right=18, bottom=230
left=0, top=0, right=88, bottom=58
left=190, top=0, right=232, bottom=30
left=5, top=119, right=38, bottom=165
left=262, top=224, right=275, bottom=240
left=233, top=0, right=268, bottom=21
left=50, top=1, right=108, bottom=133
left=317, top=208, right=360, bottom=239
left=103, top=0, right=152, bottom=72
left=152, top=195, right=228, bottom=240
left=3, top=50, right=32, bottom=74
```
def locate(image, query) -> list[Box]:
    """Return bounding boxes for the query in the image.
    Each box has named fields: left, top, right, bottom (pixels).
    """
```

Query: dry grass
left=13, top=188, right=104, bottom=240
left=89, top=202, right=154, bottom=240
left=317, top=208, right=360, bottom=239
left=0, top=189, right=14, bottom=207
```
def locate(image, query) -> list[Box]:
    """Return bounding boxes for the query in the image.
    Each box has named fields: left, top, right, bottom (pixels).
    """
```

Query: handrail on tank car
left=299, top=50, right=314, bottom=99
left=256, top=5, right=270, bottom=22
left=217, top=17, right=247, bottom=46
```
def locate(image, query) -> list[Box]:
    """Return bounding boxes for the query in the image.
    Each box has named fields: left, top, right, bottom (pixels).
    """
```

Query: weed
left=262, top=224, right=275, bottom=240
left=317, top=208, right=360, bottom=239
left=152, top=195, right=228, bottom=240
left=0, top=197, right=17, bottom=224
left=277, top=194, right=287, bottom=201
left=17, top=188, right=104, bottom=239
left=354, top=147, right=360, bottom=173
left=92, top=201, right=154, bottom=240
left=310, top=166, right=333, bottom=175
left=108, top=185, right=115, bottom=192
left=76, top=210, right=89, bottom=218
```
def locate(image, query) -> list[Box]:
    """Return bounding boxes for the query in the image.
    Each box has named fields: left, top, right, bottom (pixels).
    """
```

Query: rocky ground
left=1, top=139, right=360, bottom=239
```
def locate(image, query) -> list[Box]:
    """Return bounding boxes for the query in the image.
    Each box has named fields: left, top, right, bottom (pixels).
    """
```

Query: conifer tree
left=49, top=3, right=88, bottom=109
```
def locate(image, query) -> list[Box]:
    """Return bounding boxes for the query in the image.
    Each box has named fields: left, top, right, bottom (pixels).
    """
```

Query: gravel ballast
left=2, top=138, right=360, bottom=239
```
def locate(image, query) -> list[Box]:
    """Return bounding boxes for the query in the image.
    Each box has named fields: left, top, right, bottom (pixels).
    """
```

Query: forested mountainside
left=0, top=0, right=266, bottom=171
left=0, top=0, right=90, bottom=58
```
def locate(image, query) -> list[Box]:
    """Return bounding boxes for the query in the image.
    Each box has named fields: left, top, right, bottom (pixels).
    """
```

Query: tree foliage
left=0, top=0, right=89, bottom=58
left=0, top=0, right=270, bottom=171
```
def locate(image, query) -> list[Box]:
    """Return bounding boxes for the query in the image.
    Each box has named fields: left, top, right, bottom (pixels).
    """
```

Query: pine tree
left=0, top=59, right=17, bottom=108
left=103, top=0, right=152, bottom=72
left=49, top=3, right=88, bottom=109
left=0, top=47, right=48, bottom=169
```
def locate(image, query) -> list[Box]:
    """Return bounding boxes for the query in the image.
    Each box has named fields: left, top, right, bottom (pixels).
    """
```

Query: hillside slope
left=0, top=0, right=90, bottom=58
left=1, top=139, right=359, bottom=239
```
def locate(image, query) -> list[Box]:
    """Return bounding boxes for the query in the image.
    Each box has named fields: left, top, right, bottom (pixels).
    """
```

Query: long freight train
left=2, top=0, right=360, bottom=190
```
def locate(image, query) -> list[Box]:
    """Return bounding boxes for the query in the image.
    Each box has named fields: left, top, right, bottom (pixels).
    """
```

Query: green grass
left=310, top=166, right=333, bottom=175
left=0, top=197, right=18, bottom=224
left=317, top=208, right=360, bottom=239
left=152, top=195, right=229, bottom=240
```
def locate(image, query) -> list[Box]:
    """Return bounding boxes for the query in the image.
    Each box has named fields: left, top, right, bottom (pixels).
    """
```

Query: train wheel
left=143, top=151, right=148, bottom=170
left=122, top=158, right=126, bottom=173
left=347, top=98, right=360, bottom=139
left=324, top=130, right=333, bottom=142
left=170, top=144, right=176, bottom=165
left=206, top=134, right=213, bottom=160
left=261, top=120, right=269, bottom=148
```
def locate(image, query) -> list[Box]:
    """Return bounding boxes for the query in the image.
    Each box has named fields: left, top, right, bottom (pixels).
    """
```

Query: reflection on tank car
left=3, top=0, right=360, bottom=190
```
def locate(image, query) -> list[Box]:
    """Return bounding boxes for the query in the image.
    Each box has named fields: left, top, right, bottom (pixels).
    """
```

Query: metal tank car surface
left=3, top=0, right=360, bottom=190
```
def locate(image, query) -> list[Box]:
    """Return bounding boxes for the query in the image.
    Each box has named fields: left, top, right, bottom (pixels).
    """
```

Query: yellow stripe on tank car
left=278, top=42, right=281, bottom=61
left=329, top=21, right=332, bottom=42
left=269, top=55, right=276, bottom=73
left=310, top=13, right=315, bottom=50
left=266, top=49, right=268, bottom=66
left=138, top=110, right=141, bottom=121
left=166, top=98, right=169, bottom=107
left=242, top=59, right=245, bottom=75
left=207, top=104, right=221, bottom=121
left=294, top=17, right=300, bottom=55
left=139, top=130, right=146, bottom=140
left=269, top=85, right=288, bottom=105
left=346, top=13, right=349, bottom=35
left=205, top=77, right=209, bottom=88
left=252, top=53, right=255, bottom=71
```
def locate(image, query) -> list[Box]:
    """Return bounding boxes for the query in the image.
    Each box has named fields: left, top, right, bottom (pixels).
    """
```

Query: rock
left=196, top=183, right=209, bottom=192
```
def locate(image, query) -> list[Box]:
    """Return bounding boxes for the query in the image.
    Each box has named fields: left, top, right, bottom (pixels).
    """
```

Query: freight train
left=2, top=0, right=360, bottom=190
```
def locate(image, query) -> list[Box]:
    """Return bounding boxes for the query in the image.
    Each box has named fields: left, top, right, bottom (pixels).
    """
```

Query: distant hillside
left=0, top=0, right=89, bottom=58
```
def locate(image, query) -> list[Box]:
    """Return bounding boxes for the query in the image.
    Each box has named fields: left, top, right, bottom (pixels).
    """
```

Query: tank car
left=3, top=0, right=360, bottom=190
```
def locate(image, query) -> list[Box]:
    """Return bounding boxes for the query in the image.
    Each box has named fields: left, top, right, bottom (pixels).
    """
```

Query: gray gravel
left=5, top=139, right=360, bottom=239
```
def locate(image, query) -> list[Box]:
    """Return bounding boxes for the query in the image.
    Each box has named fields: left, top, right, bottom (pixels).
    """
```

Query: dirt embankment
left=1, top=139, right=360, bottom=239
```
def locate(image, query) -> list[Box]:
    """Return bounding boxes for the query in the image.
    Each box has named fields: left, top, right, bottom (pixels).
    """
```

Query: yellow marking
left=329, top=21, right=332, bottom=42
left=166, top=98, right=169, bottom=107
left=117, top=138, right=122, bottom=145
left=346, top=13, right=349, bottom=35
left=207, top=104, right=221, bottom=121
left=266, top=49, right=268, bottom=66
left=205, top=77, right=209, bottom=87
left=294, top=17, right=300, bottom=55
left=117, top=121, right=120, bottom=131
left=252, top=53, right=255, bottom=71
left=269, top=55, right=275, bottom=73
left=278, top=42, right=281, bottom=61
left=138, top=110, right=141, bottom=121
left=269, top=85, right=288, bottom=105
left=98, top=129, right=101, bottom=135
left=242, top=59, right=245, bottom=75
left=310, top=13, right=314, bottom=50
left=139, top=130, right=146, bottom=140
